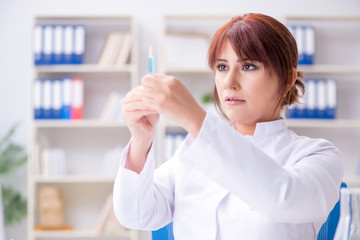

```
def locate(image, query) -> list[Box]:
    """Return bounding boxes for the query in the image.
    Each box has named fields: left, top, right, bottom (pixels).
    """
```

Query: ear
left=288, top=68, right=297, bottom=91
left=291, top=68, right=297, bottom=86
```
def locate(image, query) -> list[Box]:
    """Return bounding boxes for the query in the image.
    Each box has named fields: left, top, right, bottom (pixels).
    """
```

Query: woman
left=113, top=13, right=343, bottom=239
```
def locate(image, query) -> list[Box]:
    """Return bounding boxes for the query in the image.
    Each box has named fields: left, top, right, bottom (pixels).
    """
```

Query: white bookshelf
left=156, top=14, right=360, bottom=186
left=28, top=15, right=139, bottom=240
left=284, top=15, right=360, bottom=187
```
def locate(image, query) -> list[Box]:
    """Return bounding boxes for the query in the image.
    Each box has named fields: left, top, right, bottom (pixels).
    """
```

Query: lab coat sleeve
left=180, top=113, right=344, bottom=223
left=113, top=139, right=175, bottom=230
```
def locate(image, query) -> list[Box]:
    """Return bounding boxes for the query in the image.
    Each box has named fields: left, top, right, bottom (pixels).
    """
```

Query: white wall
left=0, top=0, right=359, bottom=239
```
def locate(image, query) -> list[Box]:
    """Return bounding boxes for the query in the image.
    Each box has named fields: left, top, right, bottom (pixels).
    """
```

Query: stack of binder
left=33, top=24, right=86, bottom=65
left=33, top=77, right=84, bottom=120
left=287, top=79, right=337, bottom=119
left=288, top=24, right=316, bottom=65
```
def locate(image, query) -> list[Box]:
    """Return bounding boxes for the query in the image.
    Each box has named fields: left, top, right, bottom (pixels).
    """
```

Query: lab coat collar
left=229, top=118, right=287, bottom=138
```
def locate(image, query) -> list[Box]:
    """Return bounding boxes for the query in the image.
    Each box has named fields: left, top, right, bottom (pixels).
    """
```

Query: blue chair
left=317, top=182, right=347, bottom=240
left=152, top=182, right=347, bottom=240
left=152, top=222, right=174, bottom=240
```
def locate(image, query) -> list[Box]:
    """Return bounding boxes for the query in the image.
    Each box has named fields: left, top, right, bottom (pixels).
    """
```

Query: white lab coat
left=113, top=113, right=343, bottom=240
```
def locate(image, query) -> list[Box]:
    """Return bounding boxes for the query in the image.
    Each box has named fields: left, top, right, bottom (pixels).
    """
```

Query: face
left=214, top=40, right=281, bottom=125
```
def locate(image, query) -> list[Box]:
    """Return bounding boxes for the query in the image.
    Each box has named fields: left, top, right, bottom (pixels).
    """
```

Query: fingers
left=122, top=100, right=156, bottom=113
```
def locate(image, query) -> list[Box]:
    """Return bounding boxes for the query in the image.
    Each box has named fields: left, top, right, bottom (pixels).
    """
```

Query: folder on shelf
left=305, top=79, right=316, bottom=117
left=99, top=91, right=119, bottom=120
left=95, top=194, right=129, bottom=234
left=287, top=79, right=337, bottom=119
left=73, top=25, right=86, bottom=64
left=43, top=25, right=54, bottom=65
left=61, top=78, right=72, bottom=119
left=63, top=25, right=74, bottom=64
left=293, top=25, right=305, bottom=65
left=53, top=25, right=64, bottom=64
left=114, top=33, right=132, bottom=67
left=304, top=25, right=315, bottom=65
left=316, top=80, right=327, bottom=118
left=51, top=79, right=62, bottom=119
left=33, top=25, right=43, bottom=65
left=71, top=77, right=84, bottom=119
left=326, top=79, right=337, bottom=119
left=33, top=79, right=43, bottom=119
left=288, top=24, right=316, bottom=65
left=41, top=148, right=67, bottom=177
left=42, top=79, right=52, bottom=119
left=98, top=32, right=124, bottom=66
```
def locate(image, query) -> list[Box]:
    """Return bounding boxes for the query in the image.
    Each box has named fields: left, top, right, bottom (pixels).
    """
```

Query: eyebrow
left=216, top=58, right=251, bottom=62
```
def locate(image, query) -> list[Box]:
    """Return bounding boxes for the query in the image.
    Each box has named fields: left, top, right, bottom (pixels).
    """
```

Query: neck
left=234, top=115, right=282, bottom=136
left=234, top=122, right=257, bottom=136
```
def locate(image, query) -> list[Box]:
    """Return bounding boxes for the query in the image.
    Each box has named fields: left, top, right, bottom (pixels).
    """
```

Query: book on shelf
left=94, top=194, right=129, bottom=235
left=33, top=24, right=86, bottom=65
left=99, top=91, right=125, bottom=121
left=97, top=32, right=132, bottom=66
left=33, top=77, right=84, bottom=120
left=40, top=148, right=67, bottom=177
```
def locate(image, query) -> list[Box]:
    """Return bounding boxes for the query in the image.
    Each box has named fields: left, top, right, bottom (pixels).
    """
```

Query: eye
left=216, top=64, right=229, bottom=72
left=242, top=63, right=258, bottom=71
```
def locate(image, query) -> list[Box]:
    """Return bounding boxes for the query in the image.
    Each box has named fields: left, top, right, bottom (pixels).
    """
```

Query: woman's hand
left=121, top=85, right=159, bottom=146
left=141, top=74, right=206, bottom=137
left=121, top=85, right=159, bottom=173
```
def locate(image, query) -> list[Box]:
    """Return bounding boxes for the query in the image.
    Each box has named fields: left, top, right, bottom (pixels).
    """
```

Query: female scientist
left=113, top=13, right=343, bottom=239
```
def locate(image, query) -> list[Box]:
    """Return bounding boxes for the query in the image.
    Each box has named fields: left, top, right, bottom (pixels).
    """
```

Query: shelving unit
left=28, top=15, right=139, bottom=240
left=283, top=15, right=360, bottom=186
left=157, top=14, right=360, bottom=186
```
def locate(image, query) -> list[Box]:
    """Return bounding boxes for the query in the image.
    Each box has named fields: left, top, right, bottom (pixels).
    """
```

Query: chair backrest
left=152, top=222, right=174, bottom=240
left=152, top=182, right=347, bottom=240
left=317, top=182, right=347, bottom=240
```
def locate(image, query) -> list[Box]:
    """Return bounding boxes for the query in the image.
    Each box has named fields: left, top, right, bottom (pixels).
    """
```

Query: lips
left=225, top=96, right=245, bottom=102
left=224, top=96, right=246, bottom=106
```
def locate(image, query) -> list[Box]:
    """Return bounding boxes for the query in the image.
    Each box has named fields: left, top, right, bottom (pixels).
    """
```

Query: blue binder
left=73, top=25, right=86, bottom=64
left=42, top=79, right=52, bottom=119
left=42, top=25, right=54, bottom=65
left=53, top=25, right=64, bottom=64
left=33, top=25, right=43, bottom=65
left=63, top=25, right=74, bottom=64
left=303, top=25, right=315, bottom=65
left=52, top=79, right=62, bottom=119
left=61, top=78, right=72, bottom=119
left=33, top=79, right=43, bottom=119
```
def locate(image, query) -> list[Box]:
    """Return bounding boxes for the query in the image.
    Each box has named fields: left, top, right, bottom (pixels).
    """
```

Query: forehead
left=217, top=40, right=240, bottom=60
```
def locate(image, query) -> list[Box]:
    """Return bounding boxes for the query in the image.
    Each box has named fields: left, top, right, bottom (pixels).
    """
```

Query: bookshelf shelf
left=283, top=15, right=360, bottom=22
left=34, top=120, right=128, bottom=128
left=298, top=65, right=360, bottom=74
left=285, top=119, right=360, bottom=128
left=34, top=229, right=134, bottom=239
left=35, top=64, right=135, bottom=73
left=343, top=174, right=360, bottom=187
left=34, top=175, right=115, bottom=183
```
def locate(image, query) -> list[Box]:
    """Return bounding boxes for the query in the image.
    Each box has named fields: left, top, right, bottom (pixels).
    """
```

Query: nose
left=224, top=69, right=240, bottom=90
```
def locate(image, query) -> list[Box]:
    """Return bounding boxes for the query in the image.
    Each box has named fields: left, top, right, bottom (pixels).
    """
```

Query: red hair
left=208, top=13, right=304, bottom=119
